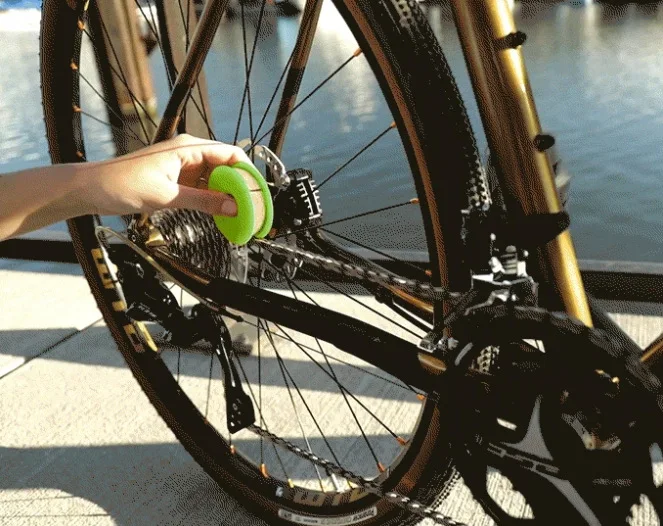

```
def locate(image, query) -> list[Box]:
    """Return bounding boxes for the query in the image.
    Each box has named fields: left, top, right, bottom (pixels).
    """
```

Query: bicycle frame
left=147, top=0, right=663, bottom=368
left=450, top=0, right=593, bottom=325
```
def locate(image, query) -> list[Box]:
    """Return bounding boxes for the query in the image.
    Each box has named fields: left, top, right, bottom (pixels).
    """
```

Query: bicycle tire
left=39, top=1, right=483, bottom=524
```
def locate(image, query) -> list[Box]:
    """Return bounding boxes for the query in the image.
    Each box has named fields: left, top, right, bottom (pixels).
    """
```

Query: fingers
left=175, top=134, right=252, bottom=168
left=173, top=134, right=254, bottom=188
left=170, top=185, right=238, bottom=217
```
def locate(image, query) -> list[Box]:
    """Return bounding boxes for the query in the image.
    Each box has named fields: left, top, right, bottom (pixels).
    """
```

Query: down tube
left=449, top=0, right=592, bottom=326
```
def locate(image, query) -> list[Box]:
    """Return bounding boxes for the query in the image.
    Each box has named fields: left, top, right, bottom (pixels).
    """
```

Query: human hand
left=84, top=134, right=251, bottom=217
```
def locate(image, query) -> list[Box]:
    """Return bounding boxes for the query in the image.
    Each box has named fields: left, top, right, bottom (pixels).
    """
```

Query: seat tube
left=449, top=0, right=592, bottom=326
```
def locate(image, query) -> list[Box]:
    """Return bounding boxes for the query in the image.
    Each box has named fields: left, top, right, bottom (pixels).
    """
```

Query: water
left=3, top=1, right=663, bottom=262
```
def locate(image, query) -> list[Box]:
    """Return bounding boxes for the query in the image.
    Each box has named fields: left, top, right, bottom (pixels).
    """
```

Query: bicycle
left=38, top=0, right=663, bottom=524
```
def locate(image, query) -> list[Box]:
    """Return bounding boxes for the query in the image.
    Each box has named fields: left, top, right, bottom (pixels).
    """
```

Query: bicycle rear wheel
left=40, top=0, right=484, bottom=524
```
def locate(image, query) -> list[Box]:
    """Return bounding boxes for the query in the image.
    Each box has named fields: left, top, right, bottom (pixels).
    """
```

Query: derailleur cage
left=190, top=305, right=256, bottom=434
left=111, top=249, right=255, bottom=433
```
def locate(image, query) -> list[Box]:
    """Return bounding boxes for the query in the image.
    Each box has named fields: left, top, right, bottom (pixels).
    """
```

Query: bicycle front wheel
left=40, top=0, right=483, bottom=524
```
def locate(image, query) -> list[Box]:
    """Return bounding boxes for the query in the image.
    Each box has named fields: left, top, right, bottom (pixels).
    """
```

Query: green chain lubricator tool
left=208, top=161, right=274, bottom=246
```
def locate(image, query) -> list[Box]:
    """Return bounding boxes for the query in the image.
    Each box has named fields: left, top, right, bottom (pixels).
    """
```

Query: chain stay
left=256, top=238, right=455, bottom=302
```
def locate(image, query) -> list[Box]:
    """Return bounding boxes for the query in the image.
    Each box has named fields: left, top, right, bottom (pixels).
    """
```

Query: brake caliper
left=273, top=168, right=322, bottom=233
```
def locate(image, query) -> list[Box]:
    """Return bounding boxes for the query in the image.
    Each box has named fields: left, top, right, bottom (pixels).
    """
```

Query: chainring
left=443, top=305, right=663, bottom=525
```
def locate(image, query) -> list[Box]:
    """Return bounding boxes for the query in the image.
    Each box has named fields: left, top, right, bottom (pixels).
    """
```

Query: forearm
left=0, top=163, right=90, bottom=241
left=0, top=136, right=243, bottom=242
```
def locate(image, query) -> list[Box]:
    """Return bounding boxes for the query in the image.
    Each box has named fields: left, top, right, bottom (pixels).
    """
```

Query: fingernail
left=221, top=199, right=238, bottom=216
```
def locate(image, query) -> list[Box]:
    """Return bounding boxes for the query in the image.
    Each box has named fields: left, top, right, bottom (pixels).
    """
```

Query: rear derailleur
left=112, top=248, right=255, bottom=433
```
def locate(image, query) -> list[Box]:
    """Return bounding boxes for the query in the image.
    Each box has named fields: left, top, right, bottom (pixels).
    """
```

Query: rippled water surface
left=3, top=1, right=663, bottom=261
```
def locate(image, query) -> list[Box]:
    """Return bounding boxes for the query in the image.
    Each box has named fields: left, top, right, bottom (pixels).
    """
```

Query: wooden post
left=88, top=0, right=158, bottom=155
left=158, top=0, right=214, bottom=140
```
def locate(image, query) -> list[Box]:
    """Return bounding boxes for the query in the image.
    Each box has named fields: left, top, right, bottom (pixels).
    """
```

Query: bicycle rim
left=39, top=0, right=483, bottom=523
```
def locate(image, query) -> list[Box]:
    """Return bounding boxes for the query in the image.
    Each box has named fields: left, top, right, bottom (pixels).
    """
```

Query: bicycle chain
left=245, top=305, right=663, bottom=526
left=246, top=424, right=467, bottom=526
left=255, top=238, right=459, bottom=302
left=147, top=233, right=661, bottom=523
left=249, top=240, right=663, bottom=525
left=248, top=241, right=466, bottom=524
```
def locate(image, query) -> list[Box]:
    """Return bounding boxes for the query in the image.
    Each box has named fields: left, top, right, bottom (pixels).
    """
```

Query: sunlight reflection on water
left=3, top=2, right=663, bottom=261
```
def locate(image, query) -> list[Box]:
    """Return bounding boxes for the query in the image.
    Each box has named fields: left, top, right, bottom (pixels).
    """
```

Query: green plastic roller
left=207, top=161, right=274, bottom=246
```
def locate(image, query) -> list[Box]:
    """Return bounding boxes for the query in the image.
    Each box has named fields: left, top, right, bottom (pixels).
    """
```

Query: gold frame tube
left=450, top=0, right=592, bottom=326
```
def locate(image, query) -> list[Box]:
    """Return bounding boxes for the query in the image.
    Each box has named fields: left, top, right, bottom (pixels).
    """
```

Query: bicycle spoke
left=253, top=49, right=362, bottom=145
left=87, top=6, right=212, bottom=148
left=252, top=0, right=319, bottom=139
left=177, top=288, right=183, bottom=385
left=273, top=199, right=419, bottom=240
left=252, top=317, right=348, bottom=472
left=248, top=245, right=423, bottom=339
left=78, top=72, right=149, bottom=147
left=259, top=320, right=326, bottom=491
left=275, top=283, right=411, bottom=447
left=176, top=0, right=191, bottom=50
left=186, top=0, right=192, bottom=35
left=85, top=24, right=154, bottom=142
left=320, top=228, right=428, bottom=278
left=193, top=86, right=216, bottom=140
left=205, top=349, right=214, bottom=418
left=175, top=0, right=215, bottom=140
left=133, top=1, right=170, bottom=84
left=237, top=5, right=256, bottom=147
left=239, top=246, right=417, bottom=476
left=312, top=336, right=409, bottom=446
left=133, top=0, right=216, bottom=141
left=274, top=322, right=390, bottom=473
left=253, top=52, right=294, bottom=144
left=247, top=248, right=420, bottom=430
left=233, top=353, right=290, bottom=480
left=277, top=280, right=420, bottom=395
left=317, top=122, right=396, bottom=189
left=266, top=0, right=322, bottom=155
left=236, top=315, right=421, bottom=395
left=76, top=108, right=148, bottom=146
left=83, top=25, right=159, bottom=133
left=274, top=279, right=415, bottom=442
left=257, top=245, right=265, bottom=465
left=233, top=0, right=267, bottom=145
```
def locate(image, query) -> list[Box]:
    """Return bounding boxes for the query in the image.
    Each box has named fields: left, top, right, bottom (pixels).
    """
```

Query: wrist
left=57, top=162, right=97, bottom=218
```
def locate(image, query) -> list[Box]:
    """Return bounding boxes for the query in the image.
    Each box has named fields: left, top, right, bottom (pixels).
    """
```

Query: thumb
left=170, top=185, right=238, bottom=216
